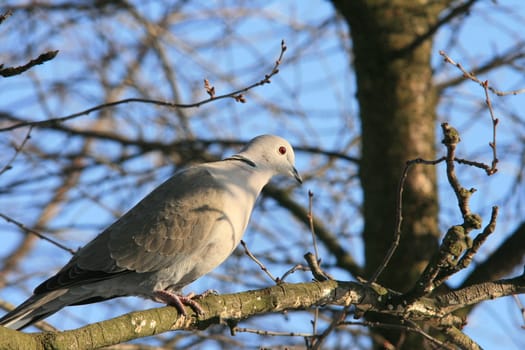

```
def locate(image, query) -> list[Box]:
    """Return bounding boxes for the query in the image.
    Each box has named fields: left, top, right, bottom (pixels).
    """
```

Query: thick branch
left=437, top=273, right=525, bottom=314
left=0, top=281, right=366, bottom=349
left=391, top=0, right=478, bottom=58
left=2, top=274, right=523, bottom=349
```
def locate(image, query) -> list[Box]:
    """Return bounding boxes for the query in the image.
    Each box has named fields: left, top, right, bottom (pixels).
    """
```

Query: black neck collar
left=224, top=154, right=256, bottom=167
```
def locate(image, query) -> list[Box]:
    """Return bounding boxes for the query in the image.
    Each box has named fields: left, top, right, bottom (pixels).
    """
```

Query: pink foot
left=190, top=289, right=218, bottom=300
left=154, top=290, right=205, bottom=315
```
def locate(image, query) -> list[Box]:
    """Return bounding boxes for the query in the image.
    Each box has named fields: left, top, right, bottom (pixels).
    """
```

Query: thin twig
left=481, top=80, right=499, bottom=175
left=0, top=50, right=59, bottom=78
left=368, top=157, right=445, bottom=284
left=240, top=240, right=277, bottom=283
left=304, top=191, right=323, bottom=350
left=310, top=308, right=349, bottom=350
left=0, top=9, right=12, bottom=24
left=440, top=50, right=500, bottom=175
left=279, top=263, right=309, bottom=282
left=307, top=190, right=320, bottom=260
left=405, top=124, right=496, bottom=301
left=304, top=252, right=333, bottom=281
left=0, top=40, right=287, bottom=132
left=512, top=295, right=525, bottom=329
left=0, top=126, right=33, bottom=175
left=310, top=307, right=319, bottom=346
left=440, top=50, right=525, bottom=96
left=343, top=320, right=456, bottom=350
left=233, top=327, right=314, bottom=338
left=371, top=122, right=498, bottom=287
left=455, top=157, right=496, bottom=173
left=0, top=213, right=75, bottom=254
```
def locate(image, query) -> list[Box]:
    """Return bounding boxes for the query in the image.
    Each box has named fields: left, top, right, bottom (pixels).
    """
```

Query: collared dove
left=0, top=134, right=302, bottom=330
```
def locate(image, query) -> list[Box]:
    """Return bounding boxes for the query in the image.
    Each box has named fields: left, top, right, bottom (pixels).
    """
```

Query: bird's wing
left=107, top=165, right=229, bottom=272
left=35, top=165, right=229, bottom=293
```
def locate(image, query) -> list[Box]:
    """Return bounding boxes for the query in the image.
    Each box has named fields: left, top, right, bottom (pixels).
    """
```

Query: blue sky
left=1, top=1, right=525, bottom=348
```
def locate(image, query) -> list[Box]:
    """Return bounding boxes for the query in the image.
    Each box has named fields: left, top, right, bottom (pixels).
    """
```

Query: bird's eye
left=278, top=146, right=287, bottom=155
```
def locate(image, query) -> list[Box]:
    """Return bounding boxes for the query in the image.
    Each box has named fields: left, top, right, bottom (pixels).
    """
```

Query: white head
left=227, top=135, right=302, bottom=184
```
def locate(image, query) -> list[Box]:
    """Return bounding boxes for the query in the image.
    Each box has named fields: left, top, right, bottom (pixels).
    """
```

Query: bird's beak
left=292, top=166, right=302, bottom=184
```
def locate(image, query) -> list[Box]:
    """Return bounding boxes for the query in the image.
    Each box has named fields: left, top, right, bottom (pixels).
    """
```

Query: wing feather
left=35, top=165, right=226, bottom=293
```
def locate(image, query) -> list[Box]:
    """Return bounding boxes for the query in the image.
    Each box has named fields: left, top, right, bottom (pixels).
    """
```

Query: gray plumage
left=0, top=134, right=302, bottom=330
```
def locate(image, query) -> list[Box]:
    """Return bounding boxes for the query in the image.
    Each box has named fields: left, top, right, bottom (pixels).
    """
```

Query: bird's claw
left=154, top=290, right=205, bottom=316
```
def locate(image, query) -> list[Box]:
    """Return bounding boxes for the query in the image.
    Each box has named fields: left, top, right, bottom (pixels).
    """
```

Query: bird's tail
left=0, top=289, right=68, bottom=330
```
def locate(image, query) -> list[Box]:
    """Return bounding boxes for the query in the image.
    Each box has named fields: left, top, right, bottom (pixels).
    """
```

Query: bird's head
left=229, top=134, right=302, bottom=184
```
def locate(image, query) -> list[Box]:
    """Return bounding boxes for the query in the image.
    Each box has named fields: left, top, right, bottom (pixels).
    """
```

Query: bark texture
left=331, top=1, right=447, bottom=348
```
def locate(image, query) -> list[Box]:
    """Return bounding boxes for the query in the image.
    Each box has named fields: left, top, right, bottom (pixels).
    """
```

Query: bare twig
left=240, top=240, right=277, bottom=283
left=310, top=308, right=348, bottom=350
left=279, top=263, right=309, bottom=282
left=0, top=50, right=59, bottom=78
left=307, top=190, right=320, bottom=260
left=343, top=320, right=456, bottom=350
left=0, top=10, right=12, bottom=24
left=310, top=307, right=319, bottom=347
left=440, top=50, right=525, bottom=96
left=481, top=80, right=499, bottom=175
left=0, top=40, right=287, bottom=132
left=0, top=126, right=33, bottom=175
left=203, top=79, right=215, bottom=98
left=304, top=252, right=333, bottom=282
left=263, top=185, right=362, bottom=277
left=455, top=156, right=497, bottom=173
left=373, top=119, right=499, bottom=298
left=233, top=327, right=313, bottom=338
left=368, top=157, right=445, bottom=284
left=0, top=213, right=75, bottom=254
left=512, top=295, right=525, bottom=329
left=0, top=157, right=82, bottom=285
left=304, top=190, right=324, bottom=350
left=404, top=124, right=487, bottom=300
left=440, top=51, right=500, bottom=176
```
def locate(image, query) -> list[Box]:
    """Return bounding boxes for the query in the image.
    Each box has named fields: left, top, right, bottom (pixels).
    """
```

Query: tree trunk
left=331, top=1, right=446, bottom=348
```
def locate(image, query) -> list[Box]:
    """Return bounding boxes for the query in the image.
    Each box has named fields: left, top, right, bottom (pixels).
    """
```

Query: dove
left=0, top=134, right=302, bottom=330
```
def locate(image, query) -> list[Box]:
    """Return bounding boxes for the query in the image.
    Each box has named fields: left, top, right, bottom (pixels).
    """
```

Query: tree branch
left=463, top=221, right=525, bottom=286
left=0, top=50, right=59, bottom=78
left=2, top=273, right=523, bottom=349
left=0, top=281, right=366, bottom=349
left=262, top=186, right=363, bottom=277
left=0, top=40, right=287, bottom=132
left=437, top=272, right=525, bottom=314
